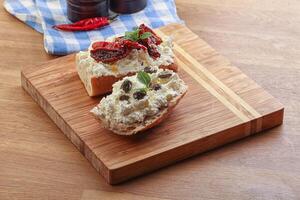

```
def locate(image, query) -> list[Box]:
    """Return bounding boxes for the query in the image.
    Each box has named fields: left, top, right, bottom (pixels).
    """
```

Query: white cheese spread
left=91, top=69, right=187, bottom=126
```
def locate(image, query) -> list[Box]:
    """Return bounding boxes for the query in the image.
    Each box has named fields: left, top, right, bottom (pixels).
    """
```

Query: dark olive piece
left=121, top=80, right=132, bottom=93
left=133, top=91, right=146, bottom=100
left=158, top=71, right=172, bottom=79
left=143, top=66, right=157, bottom=74
left=119, top=95, right=130, bottom=101
left=151, top=83, right=161, bottom=91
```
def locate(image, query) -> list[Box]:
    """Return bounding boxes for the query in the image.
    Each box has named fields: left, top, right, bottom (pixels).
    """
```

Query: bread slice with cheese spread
left=91, top=69, right=188, bottom=135
left=76, top=24, right=178, bottom=97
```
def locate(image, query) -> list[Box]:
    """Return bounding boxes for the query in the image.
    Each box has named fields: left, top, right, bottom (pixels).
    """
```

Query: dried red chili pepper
left=53, top=17, right=110, bottom=31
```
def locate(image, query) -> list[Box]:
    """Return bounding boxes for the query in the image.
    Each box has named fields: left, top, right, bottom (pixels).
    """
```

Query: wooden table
left=1, top=0, right=299, bottom=199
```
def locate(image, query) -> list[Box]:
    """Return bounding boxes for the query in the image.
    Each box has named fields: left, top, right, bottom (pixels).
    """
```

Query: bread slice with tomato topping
left=91, top=69, right=188, bottom=135
left=76, top=24, right=178, bottom=97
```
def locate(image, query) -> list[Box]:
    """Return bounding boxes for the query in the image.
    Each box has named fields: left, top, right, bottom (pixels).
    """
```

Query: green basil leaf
left=124, top=31, right=135, bottom=41
left=124, top=27, right=152, bottom=41
left=124, top=29, right=140, bottom=41
left=137, top=71, right=151, bottom=87
left=134, top=31, right=140, bottom=41
left=140, top=32, right=152, bottom=40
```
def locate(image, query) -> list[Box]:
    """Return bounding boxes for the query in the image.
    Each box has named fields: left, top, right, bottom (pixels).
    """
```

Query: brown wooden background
left=1, top=0, right=300, bottom=199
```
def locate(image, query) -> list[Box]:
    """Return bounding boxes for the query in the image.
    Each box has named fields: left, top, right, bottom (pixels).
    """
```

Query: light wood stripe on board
left=156, top=29, right=262, bottom=132
left=176, top=59, right=250, bottom=123
left=173, top=42, right=261, bottom=119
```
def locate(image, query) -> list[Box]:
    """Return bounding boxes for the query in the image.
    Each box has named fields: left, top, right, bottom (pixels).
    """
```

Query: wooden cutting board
left=21, top=24, right=284, bottom=184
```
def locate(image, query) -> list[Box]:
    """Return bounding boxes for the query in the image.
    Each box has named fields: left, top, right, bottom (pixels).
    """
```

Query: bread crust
left=86, top=62, right=178, bottom=96
left=89, top=73, right=134, bottom=96
left=95, top=90, right=187, bottom=135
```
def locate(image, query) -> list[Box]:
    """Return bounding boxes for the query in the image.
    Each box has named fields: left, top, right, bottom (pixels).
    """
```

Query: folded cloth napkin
left=4, top=0, right=183, bottom=55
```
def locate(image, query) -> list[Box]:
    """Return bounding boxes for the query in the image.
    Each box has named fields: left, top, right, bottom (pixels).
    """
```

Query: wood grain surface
left=21, top=24, right=284, bottom=184
left=1, top=0, right=300, bottom=199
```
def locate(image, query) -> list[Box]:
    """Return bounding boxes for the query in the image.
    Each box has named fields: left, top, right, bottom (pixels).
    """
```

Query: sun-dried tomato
left=90, top=41, right=130, bottom=63
left=137, top=24, right=162, bottom=59
left=91, top=41, right=122, bottom=51
left=90, top=40, right=148, bottom=63
left=90, top=24, right=164, bottom=63
left=138, top=24, right=162, bottom=45
left=121, top=40, right=147, bottom=51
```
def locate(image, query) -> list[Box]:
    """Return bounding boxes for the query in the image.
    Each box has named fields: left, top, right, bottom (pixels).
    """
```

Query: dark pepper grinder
left=67, top=0, right=109, bottom=22
left=110, top=0, right=147, bottom=14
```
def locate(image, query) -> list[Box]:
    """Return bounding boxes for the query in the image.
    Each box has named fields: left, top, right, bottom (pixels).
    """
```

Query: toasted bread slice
left=76, top=28, right=177, bottom=97
left=95, top=90, right=186, bottom=135
left=91, top=69, right=188, bottom=135
left=76, top=53, right=178, bottom=96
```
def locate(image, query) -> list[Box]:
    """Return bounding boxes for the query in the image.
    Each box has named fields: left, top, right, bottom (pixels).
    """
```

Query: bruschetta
left=76, top=24, right=178, bottom=96
left=91, top=69, right=188, bottom=135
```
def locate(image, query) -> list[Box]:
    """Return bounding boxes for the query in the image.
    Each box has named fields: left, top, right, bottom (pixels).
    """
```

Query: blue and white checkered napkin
left=4, top=0, right=183, bottom=55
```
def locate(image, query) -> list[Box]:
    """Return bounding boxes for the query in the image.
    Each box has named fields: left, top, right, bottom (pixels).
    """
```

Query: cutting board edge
left=105, top=107, right=283, bottom=184
left=20, top=70, right=112, bottom=183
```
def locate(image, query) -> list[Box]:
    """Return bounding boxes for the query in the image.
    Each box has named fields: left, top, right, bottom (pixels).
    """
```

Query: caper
left=143, top=66, right=157, bottom=74
left=158, top=71, right=172, bottom=79
left=121, top=80, right=132, bottom=93
left=150, top=83, right=161, bottom=91
left=133, top=91, right=146, bottom=100
left=119, top=95, right=130, bottom=101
